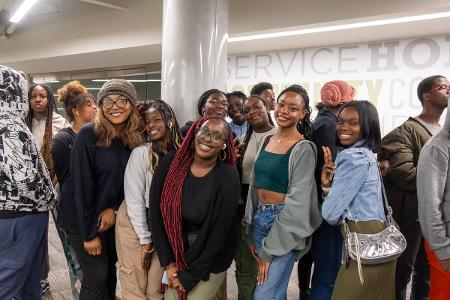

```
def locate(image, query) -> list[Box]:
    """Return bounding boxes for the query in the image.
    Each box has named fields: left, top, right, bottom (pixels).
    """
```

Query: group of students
left=0, top=63, right=449, bottom=300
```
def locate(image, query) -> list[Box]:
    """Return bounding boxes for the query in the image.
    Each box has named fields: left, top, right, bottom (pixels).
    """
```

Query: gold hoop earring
left=219, top=149, right=227, bottom=161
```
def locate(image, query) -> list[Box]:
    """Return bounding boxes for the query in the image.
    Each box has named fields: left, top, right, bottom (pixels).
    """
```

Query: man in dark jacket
left=0, top=65, right=56, bottom=298
left=379, top=75, right=449, bottom=300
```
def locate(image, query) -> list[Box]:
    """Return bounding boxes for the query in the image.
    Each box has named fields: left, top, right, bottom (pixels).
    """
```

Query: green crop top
left=253, top=136, right=297, bottom=194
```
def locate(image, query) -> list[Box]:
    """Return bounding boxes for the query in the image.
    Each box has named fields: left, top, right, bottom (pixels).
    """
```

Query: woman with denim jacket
left=243, top=85, right=322, bottom=300
left=321, top=100, right=395, bottom=300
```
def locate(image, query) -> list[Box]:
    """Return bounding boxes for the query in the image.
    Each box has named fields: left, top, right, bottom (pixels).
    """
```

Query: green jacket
left=242, top=136, right=322, bottom=262
left=379, top=117, right=433, bottom=229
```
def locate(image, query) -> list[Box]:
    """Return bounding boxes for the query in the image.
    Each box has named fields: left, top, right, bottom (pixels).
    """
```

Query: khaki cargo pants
left=116, top=202, right=164, bottom=300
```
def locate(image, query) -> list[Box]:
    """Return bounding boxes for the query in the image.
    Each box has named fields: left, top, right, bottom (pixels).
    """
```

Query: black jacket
left=378, top=118, right=433, bottom=228
left=71, top=122, right=131, bottom=240
left=312, top=107, right=340, bottom=203
left=51, top=127, right=77, bottom=231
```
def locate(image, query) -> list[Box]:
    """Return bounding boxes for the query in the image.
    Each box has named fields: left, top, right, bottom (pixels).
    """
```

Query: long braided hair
left=239, top=95, right=274, bottom=167
left=137, top=99, right=182, bottom=172
left=160, top=116, right=236, bottom=271
left=26, top=83, right=57, bottom=176
left=277, top=84, right=314, bottom=140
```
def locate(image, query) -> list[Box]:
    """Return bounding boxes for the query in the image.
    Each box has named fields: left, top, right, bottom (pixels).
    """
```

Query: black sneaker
left=41, top=280, right=50, bottom=295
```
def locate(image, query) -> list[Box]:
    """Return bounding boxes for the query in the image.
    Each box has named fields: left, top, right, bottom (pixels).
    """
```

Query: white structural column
left=161, top=0, right=229, bottom=124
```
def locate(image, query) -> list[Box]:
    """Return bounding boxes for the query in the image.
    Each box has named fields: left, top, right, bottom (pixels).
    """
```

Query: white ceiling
left=2, top=0, right=450, bottom=74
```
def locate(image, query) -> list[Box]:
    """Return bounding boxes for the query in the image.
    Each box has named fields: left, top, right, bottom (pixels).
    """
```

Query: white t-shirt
left=240, top=127, right=277, bottom=185
left=414, top=117, right=441, bottom=136
left=32, top=112, right=70, bottom=149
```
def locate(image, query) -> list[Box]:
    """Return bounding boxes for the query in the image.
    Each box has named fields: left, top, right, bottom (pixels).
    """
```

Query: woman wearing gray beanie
left=67, top=79, right=144, bottom=299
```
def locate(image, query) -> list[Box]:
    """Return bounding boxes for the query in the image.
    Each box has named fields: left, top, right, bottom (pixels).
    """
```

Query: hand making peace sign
left=321, top=146, right=336, bottom=189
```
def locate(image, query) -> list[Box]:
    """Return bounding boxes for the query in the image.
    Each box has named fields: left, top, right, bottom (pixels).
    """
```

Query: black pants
left=67, top=227, right=117, bottom=300
left=298, top=250, right=313, bottom=291
left=395, top=221, right=430, bottom=300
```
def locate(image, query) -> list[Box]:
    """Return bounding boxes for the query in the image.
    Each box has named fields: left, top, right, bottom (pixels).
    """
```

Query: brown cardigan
left=378, top=117, right=433, bottom=229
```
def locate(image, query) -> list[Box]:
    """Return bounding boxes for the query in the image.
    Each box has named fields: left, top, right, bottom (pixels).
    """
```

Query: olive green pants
left=164, top=232, right=228, bottom=300
left=234, top=206, right=257, bottom=300
left=164, top=271, right=226, bottom=300
left=332, top=220, right=396, bottom=300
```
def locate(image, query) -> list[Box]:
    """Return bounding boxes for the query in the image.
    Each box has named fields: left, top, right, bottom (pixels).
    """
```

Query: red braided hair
left=160, top=116, right=237, bottom=272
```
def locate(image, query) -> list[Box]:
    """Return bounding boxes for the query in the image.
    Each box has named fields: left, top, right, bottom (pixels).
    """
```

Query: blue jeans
left=0, top=213, right=48, bottom=300
left=310, top=221, right=342, bottom=300
left=253, top=203, right=298, bottom=300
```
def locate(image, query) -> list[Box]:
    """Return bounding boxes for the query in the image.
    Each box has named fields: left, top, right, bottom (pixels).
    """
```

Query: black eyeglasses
left=206, top=98, right=228, bottom=107
left=102, top=98, right=128, bottom=109
left=197, top=127, right=225, bottom=144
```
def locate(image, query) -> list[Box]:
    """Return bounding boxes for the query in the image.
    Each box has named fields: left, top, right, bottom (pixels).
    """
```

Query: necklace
left=275, top=135, right=288, bottom=143
left=275, top=134, right=303, bottom=143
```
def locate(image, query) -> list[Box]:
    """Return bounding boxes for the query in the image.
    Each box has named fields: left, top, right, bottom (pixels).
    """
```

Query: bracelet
left=143, top=245, right=154, bottom=254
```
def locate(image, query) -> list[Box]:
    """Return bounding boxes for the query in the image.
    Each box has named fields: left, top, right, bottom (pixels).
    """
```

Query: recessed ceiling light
left=229, top=11, right=450, bottom=42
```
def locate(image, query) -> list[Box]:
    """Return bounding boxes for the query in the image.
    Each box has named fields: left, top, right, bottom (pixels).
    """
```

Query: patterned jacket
left=0, top=65, right=55, bottom=215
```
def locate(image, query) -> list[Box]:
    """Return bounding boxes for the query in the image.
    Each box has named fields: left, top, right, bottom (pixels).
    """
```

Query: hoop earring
left=219, top=149, right=227, bottom=161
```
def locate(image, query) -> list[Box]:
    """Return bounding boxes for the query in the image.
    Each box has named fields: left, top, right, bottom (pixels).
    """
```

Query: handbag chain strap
left=379, top=169, right=395, bottom=226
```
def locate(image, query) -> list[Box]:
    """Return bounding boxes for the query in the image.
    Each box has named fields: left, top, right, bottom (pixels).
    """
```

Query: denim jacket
left=322, top=143, right=386, bottom=225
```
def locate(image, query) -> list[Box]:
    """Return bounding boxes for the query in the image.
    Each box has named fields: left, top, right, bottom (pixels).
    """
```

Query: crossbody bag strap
left=378, top=169, right=394, bottom=224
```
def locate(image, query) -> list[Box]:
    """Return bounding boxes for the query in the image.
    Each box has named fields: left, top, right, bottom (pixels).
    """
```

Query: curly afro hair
left=57, top=81, right=89, bottom=121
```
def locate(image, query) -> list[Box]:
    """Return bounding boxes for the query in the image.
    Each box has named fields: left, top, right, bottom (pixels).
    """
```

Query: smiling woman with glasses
left=198, top=89, right=229, bottom=117
left=150, top=116, right=240, bottom=300
left=180, top=89, right=229, bottom=138
left=102, top=97, right=129, bottom=109
left=68, top=79, right=144, bottom=299
left=197, top=126, right=225, bottom=144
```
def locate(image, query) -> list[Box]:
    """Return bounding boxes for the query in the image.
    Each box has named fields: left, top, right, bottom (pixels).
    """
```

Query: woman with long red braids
left=149, top=116, right=240, bottom=300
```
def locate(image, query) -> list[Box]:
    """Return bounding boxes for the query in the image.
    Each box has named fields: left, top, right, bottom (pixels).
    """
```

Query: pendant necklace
left=275, top=135, right=285, bottom=143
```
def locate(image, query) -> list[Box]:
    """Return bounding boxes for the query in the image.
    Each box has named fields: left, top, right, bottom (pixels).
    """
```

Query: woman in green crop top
left=243, top=85, right=322, bottom=300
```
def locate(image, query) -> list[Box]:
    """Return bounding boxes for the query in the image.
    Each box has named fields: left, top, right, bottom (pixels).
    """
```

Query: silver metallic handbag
left=343, top=171, right=407, bottom=284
